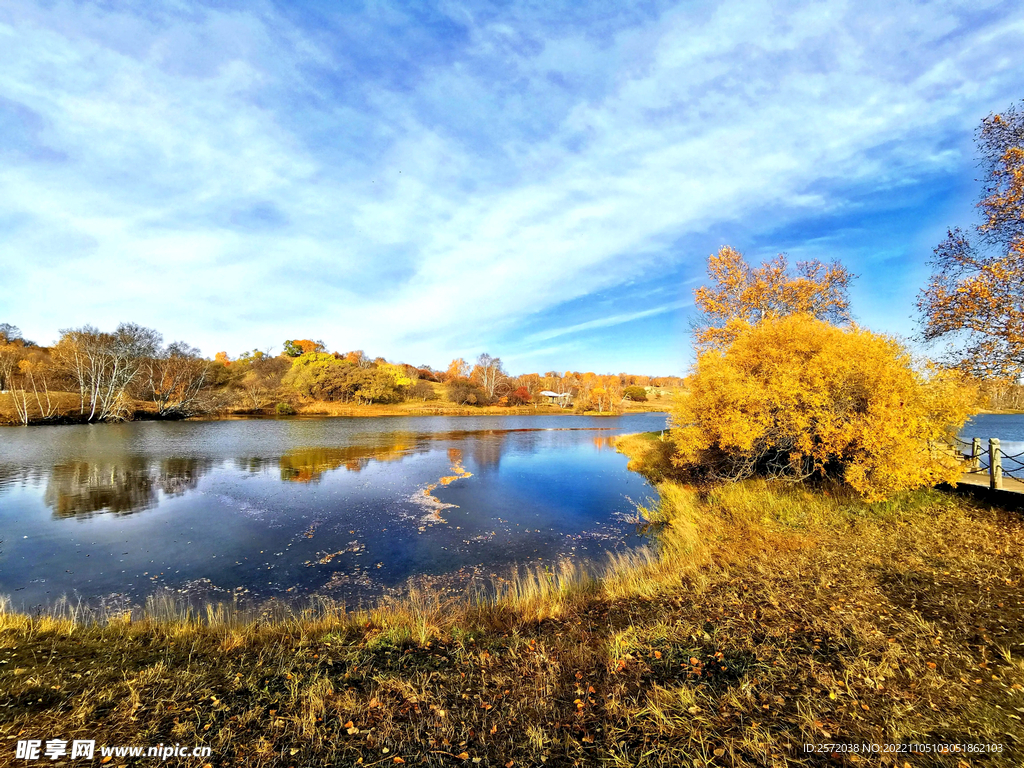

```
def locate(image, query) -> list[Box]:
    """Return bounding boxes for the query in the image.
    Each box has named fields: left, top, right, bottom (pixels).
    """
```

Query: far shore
left=0, top=392, right=672, bottom=426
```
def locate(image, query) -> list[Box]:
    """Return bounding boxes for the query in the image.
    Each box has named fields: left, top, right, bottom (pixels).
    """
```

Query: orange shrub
left=671, top=314, right=978, bottom=500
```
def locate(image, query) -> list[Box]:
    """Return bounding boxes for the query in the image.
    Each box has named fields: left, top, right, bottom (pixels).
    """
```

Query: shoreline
left=0, top=400, right=671, bottom=426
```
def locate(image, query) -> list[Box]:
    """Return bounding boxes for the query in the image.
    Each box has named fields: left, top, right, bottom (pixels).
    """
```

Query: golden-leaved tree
left=918, top=103, right=1024, bottom=378
left=672, top=314, right=977, bottom=500
left=692, top=246, right=854, bottom=350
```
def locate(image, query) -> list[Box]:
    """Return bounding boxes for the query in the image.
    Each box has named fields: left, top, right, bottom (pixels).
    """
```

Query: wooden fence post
left=989, top=438, right=1003, bottom=491
left=972, top=437, right=982, bottom=471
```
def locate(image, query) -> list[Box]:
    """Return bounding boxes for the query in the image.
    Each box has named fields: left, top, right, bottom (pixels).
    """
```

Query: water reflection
left=0, top=414, right=669, bottom=609
left=279, top=434, right=424, bottom=482
left=13, top=427, right=627, bottom=518
left=468, top=433, right=506, bottom=472
left=43, top=457, right=211, bottom=518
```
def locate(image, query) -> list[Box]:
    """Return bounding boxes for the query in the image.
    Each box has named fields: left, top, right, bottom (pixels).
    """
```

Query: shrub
left=508, top=386, right=532, bottom=405
left=281, top=354, right=408, bottom=403
left=275, top=402, right=296, bottom=416
left=623, top=385, right=648, bottom=402
left=357, top=366, right=406, bottom=404
left=671, top=314, right=978, bottom=500
left=445, top=378, right=490, bottom=406
left=409, top=380, right=438, bottom=401
left=282, top=353, right=360, bottom=401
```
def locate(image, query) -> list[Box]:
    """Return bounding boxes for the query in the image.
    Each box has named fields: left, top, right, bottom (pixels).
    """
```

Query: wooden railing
left=952, top=436, right=1024, bottom=491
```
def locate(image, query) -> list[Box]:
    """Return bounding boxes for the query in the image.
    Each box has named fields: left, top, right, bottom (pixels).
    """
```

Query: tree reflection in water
left=278, top=433, right=424, bottom=482
left=44, top=457, right=211, bottom=518
left=31, top=427, right=623, bottom=517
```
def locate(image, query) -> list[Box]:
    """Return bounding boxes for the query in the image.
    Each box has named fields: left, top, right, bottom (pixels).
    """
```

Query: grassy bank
left=2, top=438, right=1023, bottom=766
left=0, top=390, right=672, bottom=425
left=292, top=397, right=669, bottom=419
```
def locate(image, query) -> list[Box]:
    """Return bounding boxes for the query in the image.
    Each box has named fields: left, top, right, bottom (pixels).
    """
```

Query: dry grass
left=613, top=431, right=678, bottom=484
left=2, top=441, right=1023, bottom=766
left=0, top=390, right=86, bottom=424
left=293, top=397, right=668, bottom=419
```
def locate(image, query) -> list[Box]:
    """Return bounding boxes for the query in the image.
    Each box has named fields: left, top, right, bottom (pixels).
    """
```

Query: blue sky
left=1, top=0, right=1022, bottom=376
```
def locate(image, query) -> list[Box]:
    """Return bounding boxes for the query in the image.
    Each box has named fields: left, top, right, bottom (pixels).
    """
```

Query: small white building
left=539, top=390, right=571, bottom=404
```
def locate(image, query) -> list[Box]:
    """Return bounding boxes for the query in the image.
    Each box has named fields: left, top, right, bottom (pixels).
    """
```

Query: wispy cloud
left=1, top=1, right=1022, bottom=372
left=523, top=302, right=690, bottom=345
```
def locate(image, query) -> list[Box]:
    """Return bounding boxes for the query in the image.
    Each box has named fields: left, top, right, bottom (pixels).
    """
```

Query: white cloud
left=0, top=0, right=1022, bottom=371
left=522, top=302, right=690, bottom=345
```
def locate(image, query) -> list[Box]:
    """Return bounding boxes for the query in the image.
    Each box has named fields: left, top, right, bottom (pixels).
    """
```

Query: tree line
left=0, top=324, right=682, bottom=424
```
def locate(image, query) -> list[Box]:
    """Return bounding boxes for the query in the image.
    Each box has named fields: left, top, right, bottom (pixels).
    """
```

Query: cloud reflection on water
left=0, top=426, right=624, bottom=518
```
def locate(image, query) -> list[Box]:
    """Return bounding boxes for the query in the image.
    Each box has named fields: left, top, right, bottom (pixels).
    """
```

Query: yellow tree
left=445, top=358, right=470, bottom=381
left=283, top=339, right=326, bottom=357
left=693, top=246, right=854, bottom=350
left=918, top=103, right=1024, bottom=378
left=673, top=314, right=977, bottom=500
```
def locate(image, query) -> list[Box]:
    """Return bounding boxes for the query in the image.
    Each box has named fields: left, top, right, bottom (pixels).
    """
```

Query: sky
left=1, top=0, right=1022, bottom=377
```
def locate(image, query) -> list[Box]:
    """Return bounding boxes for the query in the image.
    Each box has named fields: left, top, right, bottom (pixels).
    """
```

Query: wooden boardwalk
left=956, top=471, right=1024, bottom=494
left=953, top=436, right=1024, bottom=495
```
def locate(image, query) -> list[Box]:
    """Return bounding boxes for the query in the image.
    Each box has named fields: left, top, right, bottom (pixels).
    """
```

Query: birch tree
left=53, top=323, right=162, bottom=421
left=145, top=342, right=211, bottom=417
left=473, top=353, right=506, bottom=399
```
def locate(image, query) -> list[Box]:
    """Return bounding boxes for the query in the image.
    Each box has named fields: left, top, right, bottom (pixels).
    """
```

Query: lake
left=0, top=413, right=668, bottom=611
left=959, top=413, right=1024, bottom=473
left=962, top=412, right=1024, bottom=442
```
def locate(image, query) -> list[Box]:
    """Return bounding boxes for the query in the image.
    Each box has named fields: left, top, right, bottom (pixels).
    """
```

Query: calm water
left=0, top=414, right=667, bottom=610
left=962, top=413, right=1024, bottom=443
left=959, top=413, right=1024, bottom=475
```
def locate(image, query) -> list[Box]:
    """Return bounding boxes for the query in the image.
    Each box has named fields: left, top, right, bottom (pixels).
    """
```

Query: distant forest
left=0, top=323, right=683, bottom=424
